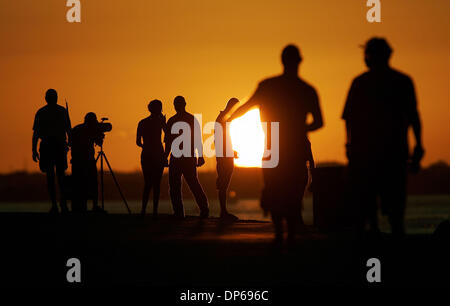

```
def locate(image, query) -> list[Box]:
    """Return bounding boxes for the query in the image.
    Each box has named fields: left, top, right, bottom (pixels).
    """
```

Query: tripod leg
left=100, top=152, right=105, bottom=210
left=103, top=153, right=132, bottom=214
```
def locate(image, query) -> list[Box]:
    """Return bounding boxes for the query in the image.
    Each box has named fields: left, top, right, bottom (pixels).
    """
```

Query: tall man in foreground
left=342, top=37, right=424, bottom=237
left=228, top=45, right=324, bottom=246
left=32, top=89, right=71, bottom=214
left=165, top=96, right=209, bottom=219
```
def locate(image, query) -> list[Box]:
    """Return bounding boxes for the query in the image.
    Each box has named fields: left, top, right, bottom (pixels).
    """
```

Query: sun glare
left=229, top=108, right=265, bottom=167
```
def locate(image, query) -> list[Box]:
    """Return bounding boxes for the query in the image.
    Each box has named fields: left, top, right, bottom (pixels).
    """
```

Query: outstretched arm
left=228, top=83, right=263, bottom=121
left=228, top=99, right=258, bottom=122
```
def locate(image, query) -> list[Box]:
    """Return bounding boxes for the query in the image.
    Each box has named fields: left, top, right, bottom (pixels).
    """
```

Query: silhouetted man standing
left=215, top=98, right=239, bottom=221
left=342, top=38, right=424, bottom=237
left=137, top=100, right=167, bottom=217
left=229, top=45, right=323, bottom=246
left=165, top=96, right=209, bottom=218
left=32, top=89, right=71, bottom=214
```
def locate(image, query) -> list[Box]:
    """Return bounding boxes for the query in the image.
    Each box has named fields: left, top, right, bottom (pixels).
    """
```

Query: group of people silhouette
left=32, top=37, right=424, bottom=244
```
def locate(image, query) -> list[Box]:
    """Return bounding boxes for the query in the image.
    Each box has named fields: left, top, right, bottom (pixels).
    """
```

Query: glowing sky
left=0, top=0, right=449, bottom=172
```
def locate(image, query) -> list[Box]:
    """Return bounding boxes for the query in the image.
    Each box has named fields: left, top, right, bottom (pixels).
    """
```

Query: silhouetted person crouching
left=136, top=100, right=167, bottom=217
left=165, top=96, right=209, bottom=219
left=32, top=89, right=71, bottom=214
left=229, top=45, right=323, bottom=246
left=70, top=112, right=105, bottom=212
left=342, top=37, right=424, bottom=237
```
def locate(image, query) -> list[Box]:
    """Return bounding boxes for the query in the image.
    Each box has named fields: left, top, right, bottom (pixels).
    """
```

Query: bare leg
left=152, top=166, right=163, bottom=218
left=169, top=162, right=185, bottom=218
left=141, top=182, right=151, bottom=216
left=152, top=182, right=160, bottom=217
left=183, top=163, right=209, bottom=218
left=271, top=212, right=283, bottom=243
left=56, top=168, right=68, bottom=213
left=218, top=189, right=228, bottom=215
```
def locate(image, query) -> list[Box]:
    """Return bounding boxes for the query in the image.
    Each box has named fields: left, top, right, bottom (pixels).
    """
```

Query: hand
left=32, top=150, right=39, bottom=162
left=197, top=157, right=205, bottom=167
left=409, top=144, right=425, bottom=173
left=233, top=151, right=239, bottom=159
left=412, top=144, right=425, bottom=162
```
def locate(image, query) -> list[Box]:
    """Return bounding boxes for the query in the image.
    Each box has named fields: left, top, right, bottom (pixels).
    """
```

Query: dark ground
left=0, top=213, right=447, bottom=293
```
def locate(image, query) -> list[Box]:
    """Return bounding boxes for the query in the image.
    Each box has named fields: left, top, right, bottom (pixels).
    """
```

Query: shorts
left=39, top=140, right=68, bottom=173
left=216, top=158, right=234, bottom=191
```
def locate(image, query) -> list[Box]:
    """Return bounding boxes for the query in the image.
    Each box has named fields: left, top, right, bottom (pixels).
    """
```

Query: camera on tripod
left=99, top=117, right=113, bottom=133
left=91, top=117, right=112, bottom=148
left=95, top=117, right=131, bottom=214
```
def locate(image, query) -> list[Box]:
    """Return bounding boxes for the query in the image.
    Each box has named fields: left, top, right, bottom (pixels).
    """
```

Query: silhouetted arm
left=216, top=111, right=226, bottom=123
left=345, top=121, right=352, bottom=146
left=407, top=79, right=423, bottom=148
left=406, top=79, right=424, bottom=170
left=228, top=100, right=258, bottom=121
left=411, top=112, right=422, bottom=148
left=164, top=119, right=173, bottom=158
left=306, top=90, right=323, bottom=132
left=161, top=115, right=167, bottom=155
left=32, top=131, right=39, bottom=162
left=136, top=121, right=143, bottom=147
left=228, top=86, right=261, bottom=122
left=194, top=116, right=205, bottom=166
left=161, top=115, right=167, bottom=134
left=32, top=113, right=40, bottom=162
left=342, top=79, right=357, bottom=157
left=65, top=108, right=72, bottom=146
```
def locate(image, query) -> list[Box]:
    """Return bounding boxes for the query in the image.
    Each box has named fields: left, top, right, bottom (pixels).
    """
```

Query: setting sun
left=229, top=109, right=266, bottom=168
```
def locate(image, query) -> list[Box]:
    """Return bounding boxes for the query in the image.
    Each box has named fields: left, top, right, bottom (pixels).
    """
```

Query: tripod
left=95, top=144, right=131, bottom=214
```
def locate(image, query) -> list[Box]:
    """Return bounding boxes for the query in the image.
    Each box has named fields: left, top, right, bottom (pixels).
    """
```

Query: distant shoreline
left=1, top=162, right=449, bottom=203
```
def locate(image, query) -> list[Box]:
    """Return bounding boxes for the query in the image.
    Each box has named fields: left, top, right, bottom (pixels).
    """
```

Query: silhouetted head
left=148, top=99, right=163, bottom=115
left=363, top=37, right=392, bottom=69
left=173, top=96, right=186, bottom=113
left=84, top=112, right=98, bottom=127
left=281, top=45, right=302, bottom=73
left=225, top=98, right=239, bottom=111
left=45, top=89, right=58, bottom=105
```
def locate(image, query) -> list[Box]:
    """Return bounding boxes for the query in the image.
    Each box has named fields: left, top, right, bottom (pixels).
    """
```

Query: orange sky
left=0, top=0, right=449, bottom=172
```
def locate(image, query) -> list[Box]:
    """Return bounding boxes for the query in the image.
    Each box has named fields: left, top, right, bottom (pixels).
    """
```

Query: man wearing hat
left=342, top=37, right=424, bottom=237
